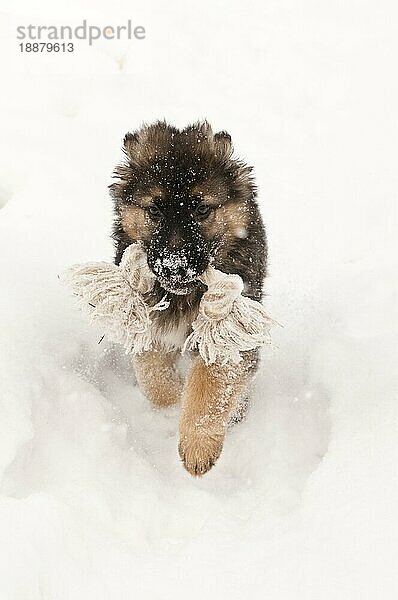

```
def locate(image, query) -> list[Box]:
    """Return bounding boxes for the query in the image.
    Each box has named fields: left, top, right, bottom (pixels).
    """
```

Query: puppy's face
left=111, top=122, right=254, bottom=295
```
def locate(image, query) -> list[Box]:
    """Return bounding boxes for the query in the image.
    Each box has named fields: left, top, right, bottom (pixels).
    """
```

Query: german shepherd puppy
left=110, top=121, right=267, bottom=476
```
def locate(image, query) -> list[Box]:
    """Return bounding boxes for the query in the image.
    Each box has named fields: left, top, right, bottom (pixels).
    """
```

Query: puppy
left=110, top=121, right=267, bottom=476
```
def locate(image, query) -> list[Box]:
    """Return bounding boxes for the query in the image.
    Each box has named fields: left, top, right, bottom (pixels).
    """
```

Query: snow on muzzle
left=146, top=224, right=209, bottom=293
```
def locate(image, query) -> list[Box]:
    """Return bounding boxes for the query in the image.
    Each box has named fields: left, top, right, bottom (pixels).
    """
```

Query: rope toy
left=62, top=244, right=169, bottom=354
left=62, top=243, right=275, bottom=365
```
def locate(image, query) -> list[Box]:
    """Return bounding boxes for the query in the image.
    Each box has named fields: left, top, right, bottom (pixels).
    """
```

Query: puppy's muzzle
left=149, top=248, right=208, bottom=294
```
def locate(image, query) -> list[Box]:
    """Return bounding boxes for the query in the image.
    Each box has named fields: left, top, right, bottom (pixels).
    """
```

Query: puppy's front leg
left=133, top=350, right=182, bottom=408
left=179, top=352, right=257, bottom=476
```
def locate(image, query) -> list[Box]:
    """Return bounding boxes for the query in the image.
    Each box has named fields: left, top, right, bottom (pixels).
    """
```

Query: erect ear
left=214, top=130, right=233, bottom=157
left=109, top=132, right=139, bottom=202
left=123, top=131, right=139, bottom=157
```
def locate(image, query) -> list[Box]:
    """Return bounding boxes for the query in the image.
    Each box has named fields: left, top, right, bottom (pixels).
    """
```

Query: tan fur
left=178, top=352, right=256, bottom=476
left=120, top=205, right=153, bottom=241
left=133, top=350, right=182, bottom=408
left=191, top=185, right=229, bottom=206
left=216, top=202, right=250, bottom=241
left=134, top=346, right=257, bottom=475
left=200, top=201, right=250, bottom=254
left=134, top=187, right=164, bottom=207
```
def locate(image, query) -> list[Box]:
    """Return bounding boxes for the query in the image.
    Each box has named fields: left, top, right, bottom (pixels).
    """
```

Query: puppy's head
left=111, top=121, right=254, bottom=295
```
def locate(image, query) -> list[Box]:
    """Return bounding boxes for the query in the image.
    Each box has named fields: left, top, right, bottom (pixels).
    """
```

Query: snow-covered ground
left=0, top=0, right=397, bottom=598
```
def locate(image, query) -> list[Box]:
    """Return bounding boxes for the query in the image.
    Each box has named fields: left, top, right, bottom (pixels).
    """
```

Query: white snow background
left=0, top=0, right=397, bottom=598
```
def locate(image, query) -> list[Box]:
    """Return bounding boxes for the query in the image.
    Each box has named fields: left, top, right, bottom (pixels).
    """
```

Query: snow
left=0, top=0, right=397, bottom=598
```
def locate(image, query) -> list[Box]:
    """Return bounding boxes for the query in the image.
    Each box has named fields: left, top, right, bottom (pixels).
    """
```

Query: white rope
left=61, top=243, right=168, bottom=355
left=62, top=244, right=275, bottom=363
left=182, top=266, right=276, bottom=365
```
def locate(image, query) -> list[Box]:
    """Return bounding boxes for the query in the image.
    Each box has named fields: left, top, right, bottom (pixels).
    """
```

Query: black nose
left=160, top=264, right=187, bottom=280
left=152, top=251, right=196, bottom=283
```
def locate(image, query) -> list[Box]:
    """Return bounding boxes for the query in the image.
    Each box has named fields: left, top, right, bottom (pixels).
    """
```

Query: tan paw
left=178, top=429, right=224, bottom=476
left=137, top=374, right=182, bottom=408
left=150, top=385, right=181, bottom=408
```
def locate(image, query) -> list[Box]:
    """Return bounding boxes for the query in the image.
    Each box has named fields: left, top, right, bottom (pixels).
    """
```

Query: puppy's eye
left=195, top=203, right=211, bottom=220
left=147, top=205, right=162, bottom=219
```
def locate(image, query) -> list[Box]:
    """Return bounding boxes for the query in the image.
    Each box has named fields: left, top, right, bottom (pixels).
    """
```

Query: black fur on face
left=110, top=120, right=267, bottom=306
left=145, top=216, right=209, bottom=295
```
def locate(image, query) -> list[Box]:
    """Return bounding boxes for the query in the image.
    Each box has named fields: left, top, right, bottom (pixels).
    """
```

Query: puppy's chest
left=150, top=308, right=197, bottom=352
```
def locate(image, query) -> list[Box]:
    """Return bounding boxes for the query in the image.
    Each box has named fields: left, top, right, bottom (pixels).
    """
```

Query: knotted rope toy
left=62, top=243, right=276, bottom=365
left=62, top=244, right=169, bottom=355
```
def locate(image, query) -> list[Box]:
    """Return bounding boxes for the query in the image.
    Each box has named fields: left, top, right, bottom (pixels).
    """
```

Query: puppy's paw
left=150, top=385, right=181, bottom=408
left=178, top=429, right=224, bottom=476
left=138, top=375, right=182, bottom=408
